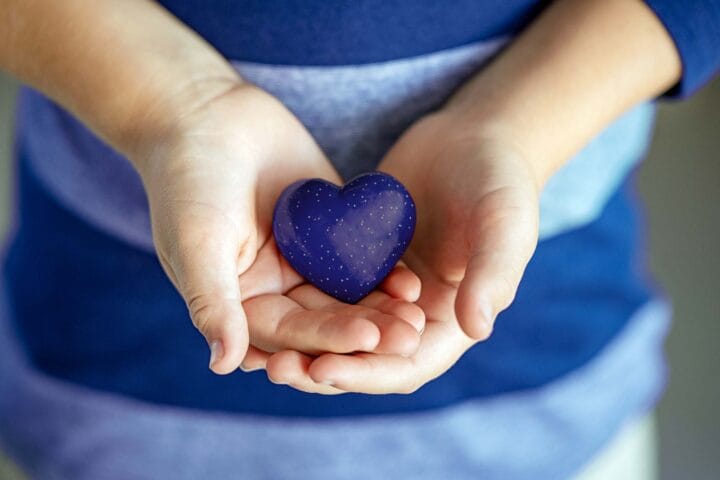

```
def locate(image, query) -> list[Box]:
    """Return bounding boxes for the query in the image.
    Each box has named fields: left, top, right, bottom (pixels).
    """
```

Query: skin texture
left=0, top=0, right=424, bottom=376
left=252, top=0, right=682, bottom=393
left=143, top=85, right=425, bottom=374
left=1, top=0, right=681, bottom=393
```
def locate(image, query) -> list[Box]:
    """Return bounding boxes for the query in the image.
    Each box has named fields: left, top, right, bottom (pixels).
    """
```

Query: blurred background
left=0, top=72, right=718, bottom=479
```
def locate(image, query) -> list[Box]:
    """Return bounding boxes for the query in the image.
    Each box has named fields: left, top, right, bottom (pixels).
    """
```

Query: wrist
left=130, top=82, right=305, bottom=189
left=119, top=67, right=245, bottom=170
left=435, top=105, right=553, bottom=192
left=438, top=0, right=682, bottom=191
left=2, top=0, right=252, bottom=171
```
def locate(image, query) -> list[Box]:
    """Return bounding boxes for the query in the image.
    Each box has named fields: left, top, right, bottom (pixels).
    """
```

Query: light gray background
left=0, top=72, right=718, bottom=479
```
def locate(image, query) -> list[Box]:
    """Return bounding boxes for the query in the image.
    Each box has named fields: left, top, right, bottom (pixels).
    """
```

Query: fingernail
left=479, top=302, right=496, bottom=335
left=240, top=365, right=262, bottom=373
left=418, top=324, right=425, bottom=335
left=209, top=340, right=223, bottom=369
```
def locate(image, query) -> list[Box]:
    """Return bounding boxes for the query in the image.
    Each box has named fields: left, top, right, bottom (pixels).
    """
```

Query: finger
left=455, top=194, right=538, bottom=340
left=455, top=253, right=513, bottom=339
left=171, top=227, right=251, bottom=375
left=265, top=350, right=346, bottom=395
left=378, top=264, right=422, bottom=303
left=288, top=285, right=421, bottom=356
left=359, top=290, right=426, bottom=333
left=238, top=238, right=304, bottom=299
left=244, top=292, right=381, bottom=354
left=308, top=352, right=417, bottom=394
left=356, top=311, right=420, bottom=356
left=240, top=345, right=271, bottom=372
left=307, top=321, right=474, bottom=394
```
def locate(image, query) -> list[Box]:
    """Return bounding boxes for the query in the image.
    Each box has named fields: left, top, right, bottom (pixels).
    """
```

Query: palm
left=260, top=111, right=541, bottom=393
left=244, top=126, right=425, bottom=360
left=383, top=112, right=539, bottom=332
left=240, top=235, right=424, bottom=357
left=145, top=85, right=424, bottom=376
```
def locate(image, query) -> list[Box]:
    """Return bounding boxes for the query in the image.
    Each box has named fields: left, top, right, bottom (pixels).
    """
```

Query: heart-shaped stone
left=273, top=172, right=416, bottom=303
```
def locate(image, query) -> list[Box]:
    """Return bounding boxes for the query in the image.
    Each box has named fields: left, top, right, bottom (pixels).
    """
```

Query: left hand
left=248, top=0, right=684, bottom=393
left=261, top=109, right=542, bottom=393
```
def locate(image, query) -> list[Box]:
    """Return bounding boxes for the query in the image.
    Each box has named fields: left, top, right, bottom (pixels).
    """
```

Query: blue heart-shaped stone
left=273, top=172, right=416, bottom=303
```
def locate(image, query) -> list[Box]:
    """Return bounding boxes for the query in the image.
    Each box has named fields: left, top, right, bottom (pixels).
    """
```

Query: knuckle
left=273, top=318, right=294, bottom=343
left=187, top=293, right=219, bottom=335
left=273, top=308, right=306, bottom=341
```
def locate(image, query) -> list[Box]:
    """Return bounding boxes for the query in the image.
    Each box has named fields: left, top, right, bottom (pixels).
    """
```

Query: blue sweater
left=2, top=2, right=718, bottom=478
left=4, top=0, right=720, bottom=418
left=156, top=0, right=720, bottom=96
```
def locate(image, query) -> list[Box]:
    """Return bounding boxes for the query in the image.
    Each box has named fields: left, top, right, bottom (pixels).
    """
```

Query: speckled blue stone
left=273, top=172, right=416, bottom=304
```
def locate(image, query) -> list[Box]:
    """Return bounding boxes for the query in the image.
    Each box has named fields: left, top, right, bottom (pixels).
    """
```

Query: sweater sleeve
left=643, top=0, right=720, bottom=98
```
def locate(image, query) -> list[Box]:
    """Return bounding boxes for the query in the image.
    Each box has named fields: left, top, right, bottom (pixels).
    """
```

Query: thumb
left=454, top=194, right=538, bottom=340
left=167, top=226, right=252, bottom=375
left=455, top=249, right=526, bottom=340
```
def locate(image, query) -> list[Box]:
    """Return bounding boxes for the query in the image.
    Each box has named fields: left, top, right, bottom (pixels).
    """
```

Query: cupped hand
left=258, top=109, right=541, bottom=393
left=134, top=84, right=424, bottom=375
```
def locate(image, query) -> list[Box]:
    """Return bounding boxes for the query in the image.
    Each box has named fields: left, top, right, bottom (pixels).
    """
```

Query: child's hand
left=379, top=111, right=540, bottom=341
left=253, top=109, right=540, bottom=393
left=134, top=84, right=424, bottom=375
left=274, top=0, right=683, bottom=394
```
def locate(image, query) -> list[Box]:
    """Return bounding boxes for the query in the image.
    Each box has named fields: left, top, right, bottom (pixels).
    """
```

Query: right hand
left=133, top=84, right=425, bottom=376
